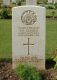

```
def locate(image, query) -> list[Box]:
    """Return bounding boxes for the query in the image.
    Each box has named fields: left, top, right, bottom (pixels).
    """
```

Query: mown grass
left=46, top=19, right=57, bottom=59
left=0, top=19, right=57, bottom=59
left=46, top=9, right=57, bottom=17
left=0, top=19, right=12, bottom=58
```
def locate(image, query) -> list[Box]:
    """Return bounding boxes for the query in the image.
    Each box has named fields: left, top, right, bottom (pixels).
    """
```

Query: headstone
left=12, top=0, right=16, bottom=3
left=26, top=0, right=36, bottom=5
left=3, top=0, right=10, bottom=6
left=48, top=0, right=53, bottom=3
left=12, top=0, right=46, bottom=70
left=54, top=0, right=57, bottom=3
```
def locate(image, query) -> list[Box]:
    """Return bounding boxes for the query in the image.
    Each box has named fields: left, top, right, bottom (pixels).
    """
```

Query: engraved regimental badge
left=21, top=10, right=37, bottom=25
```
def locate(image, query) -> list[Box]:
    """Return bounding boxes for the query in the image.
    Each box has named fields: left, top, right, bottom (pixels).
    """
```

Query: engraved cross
left=23, top=38, right=34, bottom=55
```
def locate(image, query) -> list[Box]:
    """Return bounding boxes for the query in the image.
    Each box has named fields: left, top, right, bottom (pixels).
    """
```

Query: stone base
left=12, top=59, right=45, bottom=70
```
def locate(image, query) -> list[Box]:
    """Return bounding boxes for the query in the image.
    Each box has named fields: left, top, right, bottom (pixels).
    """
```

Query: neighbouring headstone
left=48, top=0, right=53, bottom=3
left=54, top=0, right=57, bottom=3
left=12, top=0, right=46, bottom=70
left=12, top=0, right=16, bottom=3
left=3, top=0, right=10, bottom=6
left=26, top=0, right=36, bottom=5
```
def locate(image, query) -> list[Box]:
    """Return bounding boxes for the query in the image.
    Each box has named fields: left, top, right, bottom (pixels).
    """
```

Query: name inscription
left=18, top=27, right=39, bottom=36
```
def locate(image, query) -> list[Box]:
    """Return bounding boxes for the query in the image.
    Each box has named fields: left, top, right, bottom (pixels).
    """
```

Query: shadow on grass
left=0, top=58, right=12, bottom=63
left=46, top=59, right=56, bottom=69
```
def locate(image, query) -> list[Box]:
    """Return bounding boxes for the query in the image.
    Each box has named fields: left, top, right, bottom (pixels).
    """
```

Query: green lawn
left=0, top=19, right=12, bottom=58
left=46, top=19, right=57, bottom=59
left=0, top=19, right=57, bottom=59
left=46, top=9, right=57, bottom=17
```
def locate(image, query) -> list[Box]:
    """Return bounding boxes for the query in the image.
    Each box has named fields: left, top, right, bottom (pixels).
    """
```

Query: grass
left=46, top=9, right=57, bottom=17
left=46, top=19, right=57, bottom=59
left=0, top=19, right=57, bottom=59
left=0, top=19, right=12, bottom=58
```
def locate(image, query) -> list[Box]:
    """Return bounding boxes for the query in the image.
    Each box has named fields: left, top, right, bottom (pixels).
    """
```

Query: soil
left=40, top=69, right=57, bottom=80
left=0, top=61, right=21, bottom=80
left=0, top=60, right=57, bottom=80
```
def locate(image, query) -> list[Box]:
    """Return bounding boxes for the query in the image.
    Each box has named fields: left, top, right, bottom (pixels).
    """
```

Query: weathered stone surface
left=12, top=6, right=46, bottom=70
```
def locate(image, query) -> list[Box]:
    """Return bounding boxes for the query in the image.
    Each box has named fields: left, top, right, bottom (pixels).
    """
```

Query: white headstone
left=48, top=0, right=53, bottom=3
left=12, top=0, right=16, bottom=3
left=3, top=0, right=10, bottom=6
left=54, top=0, right=57, bottom=3
left=26, top=0, right=36, bottom=5
left=12, top=0, right=46, bottom=70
